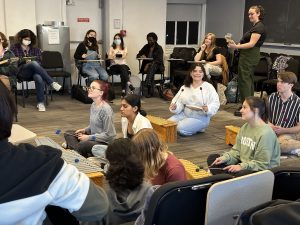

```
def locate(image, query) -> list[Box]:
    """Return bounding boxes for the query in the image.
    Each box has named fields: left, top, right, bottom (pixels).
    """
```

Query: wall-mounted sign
left=77, top=18, right=90, bottom=22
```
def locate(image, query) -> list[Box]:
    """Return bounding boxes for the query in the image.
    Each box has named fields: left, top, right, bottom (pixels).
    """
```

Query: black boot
left=146, top=85, right=153, bottom=98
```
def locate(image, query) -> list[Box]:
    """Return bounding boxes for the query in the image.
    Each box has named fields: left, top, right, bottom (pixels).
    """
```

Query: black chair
left=253, top=56, right=271, bottom=91
left=42, top=51, right=71, bottom=97
left=168, top=47, right=196, bottom=88
left=271, top=166, right=300, bottom=201
left=143, top=174, right=232, bottom=225
left=75, top=60, right=88, bottom=87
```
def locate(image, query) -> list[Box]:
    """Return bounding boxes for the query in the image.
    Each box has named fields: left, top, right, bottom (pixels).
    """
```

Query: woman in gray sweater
left=64, top=80, right=116, bottom=157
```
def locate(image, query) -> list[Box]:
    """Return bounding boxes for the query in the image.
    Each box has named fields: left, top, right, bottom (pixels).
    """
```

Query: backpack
left=71, top=85, right=93, bottom=104
left=225, top=75, right=240, bottom=103
left=157, top=81, right=178, bottom=101
left=238, top=199, right=300, bottom=225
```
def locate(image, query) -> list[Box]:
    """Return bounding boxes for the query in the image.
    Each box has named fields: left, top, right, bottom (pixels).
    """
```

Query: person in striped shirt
left=268, top=71, right=300, bottom=155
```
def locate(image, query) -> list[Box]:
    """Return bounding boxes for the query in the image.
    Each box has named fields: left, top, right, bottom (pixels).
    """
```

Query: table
left=9, top=124, right=37, bottom=144
left=136, top=57, right=153, bottom=72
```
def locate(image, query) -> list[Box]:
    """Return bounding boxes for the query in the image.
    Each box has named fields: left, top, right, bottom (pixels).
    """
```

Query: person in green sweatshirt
left=207, top=96, right=280, bottom=176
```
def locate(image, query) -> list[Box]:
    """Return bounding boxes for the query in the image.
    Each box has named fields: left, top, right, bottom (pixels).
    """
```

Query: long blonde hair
left=132, top=128, right=167, bottom=180
left=200, top=33, right=217, bottom=60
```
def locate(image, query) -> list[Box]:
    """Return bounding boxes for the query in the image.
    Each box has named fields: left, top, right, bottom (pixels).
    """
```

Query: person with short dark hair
left=74, top=29, right=108, bottom=84
left=136, top=32, right=164, bottom=98
left=10, top=29, right=62, bottom=111
left=103, top=138, right=154, bottom=225
left=168, top=63, right=220, bottom=136
left=0, top=80, right=108, bottom=225
left=208, top=96, right=280, bottom=176
left=268, top=71, right=300, bottom=155
left=64, top=80, right=116, bottom=157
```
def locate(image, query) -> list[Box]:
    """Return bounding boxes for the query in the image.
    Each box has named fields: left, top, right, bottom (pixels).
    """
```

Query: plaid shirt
left=10, top=43, right=42, bottom=66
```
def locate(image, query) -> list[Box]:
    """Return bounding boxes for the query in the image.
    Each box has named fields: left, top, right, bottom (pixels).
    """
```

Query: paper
left=48, top=28, right=60, bottom=45
left=186, top=105, right=203, bottom=111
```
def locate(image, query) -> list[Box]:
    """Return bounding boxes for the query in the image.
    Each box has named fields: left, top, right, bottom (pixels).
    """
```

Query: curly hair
left=15, top=29, right=37, bottom=46
left=184, top=63, right=209, bottom=87
left=250, top=5, right=265, bottom=21
left=105, top=138, right=144, bottom=194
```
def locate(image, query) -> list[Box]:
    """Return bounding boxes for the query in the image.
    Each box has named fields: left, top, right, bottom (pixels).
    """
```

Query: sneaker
left=37, top=103, right=46, bottom=112
left=128, top=84, right=135, bottom=92
left=290, top=149, right=300, bottom=157
left=61, top=142, right=68, bottom=149
left=51, top=82, right=62, bottom=91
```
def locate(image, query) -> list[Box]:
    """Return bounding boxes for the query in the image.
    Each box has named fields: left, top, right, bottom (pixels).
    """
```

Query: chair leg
left=62, top=77, right=66, bottom=95
left=21, top=81, right=25, bottom=108
left=141, top=73, right=145, bottom=95
left=45, top=85, right=49, bottom=106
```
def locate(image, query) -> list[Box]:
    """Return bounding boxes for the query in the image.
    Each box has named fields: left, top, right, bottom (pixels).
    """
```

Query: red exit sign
left=77, top=18, right=90, bottom=22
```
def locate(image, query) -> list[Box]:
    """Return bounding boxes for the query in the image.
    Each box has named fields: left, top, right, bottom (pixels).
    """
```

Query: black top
left=240, top=21, right=266, bottom=47
left=74, top=42, right=99, bottom=60
left=201, top=47, right=221, bottom=62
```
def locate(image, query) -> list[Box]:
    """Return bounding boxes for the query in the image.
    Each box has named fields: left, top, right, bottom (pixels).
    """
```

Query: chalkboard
left=243, top=0, right=300, bottom=45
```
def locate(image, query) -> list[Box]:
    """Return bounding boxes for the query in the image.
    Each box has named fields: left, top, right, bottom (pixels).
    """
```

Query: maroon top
left=151, top=153, right=187, bottom=185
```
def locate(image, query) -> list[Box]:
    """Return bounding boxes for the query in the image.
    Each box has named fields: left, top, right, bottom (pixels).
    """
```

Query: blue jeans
left=168, top=112, right=210, bottom=136
left=82, top=63, right=108, bottom=84
left=19, top=61, right=54, bottom=103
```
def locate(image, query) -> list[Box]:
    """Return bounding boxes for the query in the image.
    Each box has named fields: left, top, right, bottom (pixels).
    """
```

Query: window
left=166, top=21, right=199, bottom=45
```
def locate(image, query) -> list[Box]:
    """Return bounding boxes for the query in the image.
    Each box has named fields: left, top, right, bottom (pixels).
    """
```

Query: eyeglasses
left=87, top=86, right=102, bottom=91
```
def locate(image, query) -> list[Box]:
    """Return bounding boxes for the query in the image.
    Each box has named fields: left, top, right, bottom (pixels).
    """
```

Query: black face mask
left=88, top=37, right=96, bottom=43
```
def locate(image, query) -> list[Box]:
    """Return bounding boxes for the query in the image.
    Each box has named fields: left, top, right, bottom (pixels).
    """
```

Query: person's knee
left=91, top=145, right=108, bottom=158
left=33, top=74, right=44, bottom=84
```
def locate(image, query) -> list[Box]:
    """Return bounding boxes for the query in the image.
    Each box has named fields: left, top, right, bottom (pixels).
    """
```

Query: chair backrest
left=205, top=170, right=274, bottom=225
left=254, top=56, right=271, bottom=77
left=170, top=47, right=196, bottom=72
left=144, top=174, right=232, bottom=225
left=272, top=166, right=300, bottom=201
left=42, top=51, right=64, bottom=69
left=286, top=57, right=300, bottom=75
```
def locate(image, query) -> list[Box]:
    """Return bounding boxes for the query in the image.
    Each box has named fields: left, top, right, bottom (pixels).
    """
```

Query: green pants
left=238, top=47, right=260, bottom=102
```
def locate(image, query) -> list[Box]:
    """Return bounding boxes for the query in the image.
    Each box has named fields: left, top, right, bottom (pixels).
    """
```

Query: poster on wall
left=48, top=28, right=60, bottom=44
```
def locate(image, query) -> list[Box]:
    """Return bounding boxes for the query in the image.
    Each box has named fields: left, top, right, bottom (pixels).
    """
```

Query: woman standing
left=120, top=94, right=152, bottom=139
left=228, top=5, right=266, bottom=115
left=194, top=33, right=223, bottom=79
left=64, top=80, right=116, bottom=157
left=132, top=128, right=186, bottom=185
left=108, top=33, right=134, bottom=97
left=74, top=29, right=108, bottom=84
left=168, top=63, right=220, bottom=136
left=208, top=96, right=280, bottom=176
left=11, top=29, right=62, bottom=111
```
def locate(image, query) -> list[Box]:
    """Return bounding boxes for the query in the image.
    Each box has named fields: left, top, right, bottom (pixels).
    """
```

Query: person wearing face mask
left=136, top=32, right=164, bottom=98
left=74, top=29, right=108, bottom=85
left=10, top=29, right=62, bottom=112
left=107, top=33, right=134, bottom=97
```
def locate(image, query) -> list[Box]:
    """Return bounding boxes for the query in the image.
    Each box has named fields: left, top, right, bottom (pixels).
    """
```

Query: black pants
left=64, top=130, right=101, bottom=158
left=109, top=64, right=130, bottom=90
left=144, top=62, right=161, bottom=87
left=207, top=153, right=254, bottom=177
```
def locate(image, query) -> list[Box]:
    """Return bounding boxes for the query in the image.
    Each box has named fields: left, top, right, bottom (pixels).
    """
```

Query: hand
left=77, top=133, right=89, bottom=141
left=169, top=103, right=177, bottom=110
left=75, top=128, right=85, bottom=135
left=210, top=157, right=224, bottom=166
left=82, top=54, right=87, bottom=59
left=200, top=44, right=206, bottom=51
left=202, top=105, right=208, bottom=112
left=227, top=41, right=237, bottom=49
left=224, top=164, right=242, bottom=173
left=273, top=126, right=285, bottom=135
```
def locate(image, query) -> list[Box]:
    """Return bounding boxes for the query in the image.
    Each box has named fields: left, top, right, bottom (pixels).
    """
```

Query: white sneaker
left=61, top=142, right=67, bottom=149
left=37, top=103, right=46, bottom=112
left=290, top=149, right=300, bottom=157
left=51, top=82, right=62, bottom=91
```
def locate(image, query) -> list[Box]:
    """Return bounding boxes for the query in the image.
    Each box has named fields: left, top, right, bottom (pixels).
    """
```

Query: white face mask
left=114, top=39, right=121, bottom=46
left=22, top=39, right=31, bottom=46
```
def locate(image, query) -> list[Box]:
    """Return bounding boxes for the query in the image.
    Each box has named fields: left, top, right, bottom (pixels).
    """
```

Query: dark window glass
left=188, top=21, right=199, bottom=44
left=176, top=21, right=187, bottom=44
left=166, top=21, right=175, bottom=44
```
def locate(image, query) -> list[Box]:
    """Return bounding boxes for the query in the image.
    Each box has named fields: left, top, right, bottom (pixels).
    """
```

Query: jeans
left=168, top=112, right=210, bottom=136
left=19, top=61, right=54, bottom=103
left=82, top=63, right=108, bottom=84
left=91, top=144, right=108, bottom=158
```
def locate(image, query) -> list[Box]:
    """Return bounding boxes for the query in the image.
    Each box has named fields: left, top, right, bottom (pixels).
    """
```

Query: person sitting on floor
left=168, top=63, right=220, bottom=136
left=208, top=96, right=280, bottom=176
left=0, top=80, right=108, bottom=225
left=64, top=80, right=116, bottom=158
left=11, top=29, right=62, bottom=111
left=132, top=128, right=186, bottom=185
left=268, top=71, right=300, bottom=156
